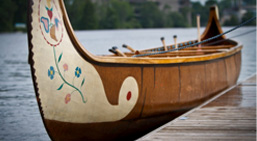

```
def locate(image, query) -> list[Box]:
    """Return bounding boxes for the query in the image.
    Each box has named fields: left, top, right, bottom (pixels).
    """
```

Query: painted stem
left=53, top=46, right=86, bottom=103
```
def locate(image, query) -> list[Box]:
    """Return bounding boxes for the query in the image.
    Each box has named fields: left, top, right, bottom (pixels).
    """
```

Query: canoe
left=27, top=0, right=242, bottom=140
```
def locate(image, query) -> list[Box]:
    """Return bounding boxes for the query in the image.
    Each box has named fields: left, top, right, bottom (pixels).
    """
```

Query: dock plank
left=139, top=74, right=256, bottom=141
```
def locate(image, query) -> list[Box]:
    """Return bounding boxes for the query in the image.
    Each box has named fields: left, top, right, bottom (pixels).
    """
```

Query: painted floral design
left=40, top=0, right=61, bottom=42
left=65, top=94, right=71, bottom=104
left=39, top=0, right=63, bottom=46
left=41, top=1, right=84, bottom=104
left=75, top=67, right=81, bottom=78
left=48, top=66, right=55, bottom=80
left=63, top=63, right=68, bottom=71
left=47, top=47, right=86, bottom=104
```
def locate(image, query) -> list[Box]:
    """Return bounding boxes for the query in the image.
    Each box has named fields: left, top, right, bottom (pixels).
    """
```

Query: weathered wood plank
left=138, top=74, right=256, bottom=141
left=143, top=136, right=255, bottom=141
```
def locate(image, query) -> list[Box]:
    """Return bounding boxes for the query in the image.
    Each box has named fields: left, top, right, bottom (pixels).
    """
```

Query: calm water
left=0, top=27, right=256, bottom=140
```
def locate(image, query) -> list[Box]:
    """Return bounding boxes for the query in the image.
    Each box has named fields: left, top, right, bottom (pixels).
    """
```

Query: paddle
left=197, top=14, right=202, bottom=50
left=109, top=49, right=118, bottom=55
left=112, top=46, right=127, bottom=57
left=161, top=37, right=168, bottom=51
left=173, top=35, right=178, bottom=52
left=122, top=44, right=136, bottom=52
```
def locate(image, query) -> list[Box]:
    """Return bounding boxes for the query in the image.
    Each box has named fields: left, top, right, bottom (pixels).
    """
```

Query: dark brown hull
left=44, top=109, right=187, bottom=141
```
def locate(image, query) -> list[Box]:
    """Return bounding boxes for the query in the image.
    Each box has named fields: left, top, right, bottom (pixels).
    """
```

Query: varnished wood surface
left=139, top=74, right=256, bottom=141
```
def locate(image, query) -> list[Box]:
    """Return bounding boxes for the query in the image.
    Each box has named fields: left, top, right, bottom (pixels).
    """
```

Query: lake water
left=0, top=27, right=256, bottom=140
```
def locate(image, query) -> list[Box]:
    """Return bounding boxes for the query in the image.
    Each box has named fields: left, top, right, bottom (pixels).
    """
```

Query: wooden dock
left=139, top=74, right=256, bottom=141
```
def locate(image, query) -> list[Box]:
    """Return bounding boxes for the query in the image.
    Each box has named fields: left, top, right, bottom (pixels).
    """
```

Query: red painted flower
left=63, top=63, right=68, bottom=71
left=65, top=94, right=71, bottom=104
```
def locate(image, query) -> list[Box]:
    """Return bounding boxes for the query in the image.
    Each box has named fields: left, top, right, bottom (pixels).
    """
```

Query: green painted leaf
left=57, top=83, right=64, bottom=90
left=81, top=78, right=85, bottom=87
left=58, top=52, right=63, bottom=63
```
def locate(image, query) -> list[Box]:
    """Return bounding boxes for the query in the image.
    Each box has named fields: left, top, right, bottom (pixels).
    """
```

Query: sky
left=190, top=0, right=207, bottom=5
left=190, top=0, right=223, bottom=5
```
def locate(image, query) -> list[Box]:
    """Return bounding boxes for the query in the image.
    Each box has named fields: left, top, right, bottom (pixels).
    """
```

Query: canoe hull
left=41, top=51, right=241, bottom=140
left=27, top=0, right=242, bottom=140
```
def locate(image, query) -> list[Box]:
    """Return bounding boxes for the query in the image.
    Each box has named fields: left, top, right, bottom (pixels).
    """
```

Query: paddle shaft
left=173, top=36, right=178, bottom=51
left=126, top=45, right=136, bottom=53
left=161, top=38, right=168, bottom=51
left=116, top=49, right=127, bottom=57
left=197, top=14, right=201, bottom=48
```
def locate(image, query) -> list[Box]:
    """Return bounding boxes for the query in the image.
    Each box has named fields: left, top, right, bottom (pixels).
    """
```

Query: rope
left=132, top=16, right=256, bottom=57
left=229, top=28, right=256, bottom=39
left=203, top=29, right=256, bottom=46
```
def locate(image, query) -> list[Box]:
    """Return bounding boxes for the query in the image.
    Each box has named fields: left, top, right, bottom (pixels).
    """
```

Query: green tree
left=205, top=0, right=219, bottom=7
left=139, top=2, right=164, bottom=28
left=242, top=11, right=256, bottom=26
left=99, top=0, right=136, bottom=29
left=65, top=0, right=98, bottom=30
left=0, top=0, right=17, bottom=32
left=242, top=0, right=256, bottom=5
left=101, top=5, right=119, bottom=29
left=79, top=0, right=98, bottom=29
left=218, top=0, right=232, bottom=17
left=13, top=0, right=27, bottom=24
left=180, top=7, right=191, bottom=26
left=64, top=0, right=83, bottom=29
left=224, top=15, right=239, bottom=26
left=168, top=12, right=187, bottom=27
left=191, top=2, right=209, bottom=27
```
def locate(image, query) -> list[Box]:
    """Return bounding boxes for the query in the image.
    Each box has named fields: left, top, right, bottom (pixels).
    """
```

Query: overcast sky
left=190, top=0, right=207, bottom=5
left=191, top=0, right=222, bottom=5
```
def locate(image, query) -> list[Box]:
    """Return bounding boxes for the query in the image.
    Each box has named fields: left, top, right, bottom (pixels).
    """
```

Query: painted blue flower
left=75, top=67, right=81, bottom=78
left=48, top=66, right=55, bottom=80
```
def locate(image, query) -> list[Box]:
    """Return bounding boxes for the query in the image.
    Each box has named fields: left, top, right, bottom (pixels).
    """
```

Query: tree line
left=64, top=0, right=256, bottom=30
left=0, top=0, right=255, bottom=32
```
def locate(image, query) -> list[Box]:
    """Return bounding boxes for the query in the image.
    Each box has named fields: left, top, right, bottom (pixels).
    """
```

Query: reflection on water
left=0, top=27, right=256, bottom=140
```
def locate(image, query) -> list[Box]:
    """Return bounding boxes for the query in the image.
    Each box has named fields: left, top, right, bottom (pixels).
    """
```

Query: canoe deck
left=138, top=74, right=256, bottom=141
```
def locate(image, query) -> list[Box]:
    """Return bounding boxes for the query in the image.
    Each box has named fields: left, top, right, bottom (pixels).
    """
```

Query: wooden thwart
left=139, top=74, right=256, bottom=141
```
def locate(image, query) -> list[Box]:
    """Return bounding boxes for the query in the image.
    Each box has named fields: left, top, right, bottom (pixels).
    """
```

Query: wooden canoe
left=27, top=0, right=242, bottom=140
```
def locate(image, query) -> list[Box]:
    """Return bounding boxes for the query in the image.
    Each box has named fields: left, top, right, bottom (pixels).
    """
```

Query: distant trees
left=224, top=15, right=239, bottom=26
left=64, top=0, right=192, bottom=30
left=168, top=12, right=188, bottom=27
left=138, top=2, right=164, bottom=28
left=191, top=1, right=209, bottom=27
left=65, top=0, right=139, bottom=29
left=0, top=1, right=16, bottom=32
left=242, top=11, right=256, bottom=26
left=191, top=0, right=256, bottom=27
left=100, top=0, right=136, bottom=29
left=65, top=0, right=98, bottom=30
left=0, top=0, right=27, bottom=32
left=0, top=0, right=255, bottom=32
